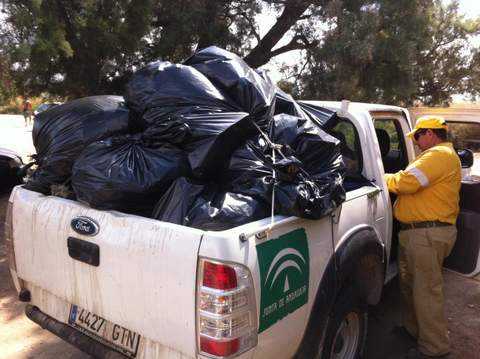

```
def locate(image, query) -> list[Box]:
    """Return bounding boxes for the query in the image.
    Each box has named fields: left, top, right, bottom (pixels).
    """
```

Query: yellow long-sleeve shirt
left=385, top=142, right=461, bottom=224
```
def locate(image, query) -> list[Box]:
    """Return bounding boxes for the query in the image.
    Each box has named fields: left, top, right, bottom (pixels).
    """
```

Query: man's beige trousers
left=398, top=225, right=457, bottom=356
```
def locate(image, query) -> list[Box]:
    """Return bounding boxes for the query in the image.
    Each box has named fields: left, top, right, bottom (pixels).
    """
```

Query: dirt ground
left=0, top=190, right=478, bottom=358
left=365, top=272, right=480, bottom=358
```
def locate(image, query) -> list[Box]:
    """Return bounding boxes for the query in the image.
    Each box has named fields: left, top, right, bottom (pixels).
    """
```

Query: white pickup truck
left=6, top=101, right=479, bottom=359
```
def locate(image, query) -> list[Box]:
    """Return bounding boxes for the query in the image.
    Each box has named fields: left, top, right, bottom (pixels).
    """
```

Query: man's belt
left=399, top=221, right=452, bottom=230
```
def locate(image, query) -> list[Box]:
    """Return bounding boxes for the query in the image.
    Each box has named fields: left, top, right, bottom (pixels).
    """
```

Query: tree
left=0, top=55, right=16, bottom=103
left=0, top=0, right=325, bottom=97
left=465, top=50, right=480, bottom=101
left=293, top=0, right=480, bottom=106
left=144, top=0, right=262, bottom=62
left=0, top=0, right=479, bottom=106
left=243, top=0, right=316, bottom=68
left=412, top=2, right=480, bottom=104
left=1, top=0, right=155, bottom=97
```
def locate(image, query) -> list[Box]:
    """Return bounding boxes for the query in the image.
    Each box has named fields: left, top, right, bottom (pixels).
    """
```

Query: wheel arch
left=336, top=226, right=386, bottom=306
left=293, top=226, right=386, bottom=358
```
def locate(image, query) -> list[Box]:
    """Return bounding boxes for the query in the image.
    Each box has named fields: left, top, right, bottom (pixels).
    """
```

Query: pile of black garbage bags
left=25, top=47, right=346, bottom=231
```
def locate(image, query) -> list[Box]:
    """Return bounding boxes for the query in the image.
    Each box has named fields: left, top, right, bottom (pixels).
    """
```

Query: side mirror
left=456, top=148, right=474, bottom=168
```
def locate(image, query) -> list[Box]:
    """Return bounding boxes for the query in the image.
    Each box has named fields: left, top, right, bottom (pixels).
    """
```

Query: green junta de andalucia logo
left=257, top=228, right=309, bottom=333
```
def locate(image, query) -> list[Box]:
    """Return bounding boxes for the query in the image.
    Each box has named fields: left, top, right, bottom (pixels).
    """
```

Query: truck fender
left=293, top=227, right=385, bottom=358
left=335, top=226, right=386, bottom=305
left=293, top=255, right=336, bottom=359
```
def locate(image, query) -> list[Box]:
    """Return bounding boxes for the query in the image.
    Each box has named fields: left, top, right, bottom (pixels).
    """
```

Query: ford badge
left=71, top=216, right=99, bottom=236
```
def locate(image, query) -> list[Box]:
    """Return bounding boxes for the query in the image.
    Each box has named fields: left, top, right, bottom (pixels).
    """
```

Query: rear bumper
left=19, top=282, right=196, bottom=359
left=25, top=304, right=128, bottom=359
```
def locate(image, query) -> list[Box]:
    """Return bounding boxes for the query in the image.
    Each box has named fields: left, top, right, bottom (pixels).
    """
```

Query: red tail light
left=200, top=337, right=240, bottom=357
left=197, top=259, right=257, bottom=358
left=203, top=261, right=237, bottom=290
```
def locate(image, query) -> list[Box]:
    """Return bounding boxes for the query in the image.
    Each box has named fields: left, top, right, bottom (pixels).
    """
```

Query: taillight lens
left=199, top=291, right=248, bottom=315
left=197, top=259, right=257, bottom=358
left=203, top=262, right=237, bottom=290
left=200, top=337, right=240, bottom=357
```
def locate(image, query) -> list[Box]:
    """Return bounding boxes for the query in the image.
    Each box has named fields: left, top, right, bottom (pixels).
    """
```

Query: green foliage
left=0, top=0, right=262, bottom=99
left=276, top=79, right=300, bottom=98
left=0, top=55, right=16, bottom=103
left=0, top=0, right=479, bottom=107
left=332, top=121, right=356, bottom=148
left=1, top=0, right=156, bottom=97
left=375, top=120, right=399, bottom=150
left=297, top=0, right=480, bottom=106
left=448, top=122, right=480, bottom=152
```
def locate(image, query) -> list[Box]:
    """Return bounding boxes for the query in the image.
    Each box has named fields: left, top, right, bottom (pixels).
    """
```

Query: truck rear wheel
left=322, top=286, right=367, bottom=359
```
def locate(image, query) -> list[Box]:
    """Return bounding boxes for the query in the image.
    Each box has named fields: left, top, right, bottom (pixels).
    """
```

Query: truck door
left=329, top=114, right=389, bottom=256
left=441, top=120, right=480, bottom=277
left=371, top=111, right=415, bottom=279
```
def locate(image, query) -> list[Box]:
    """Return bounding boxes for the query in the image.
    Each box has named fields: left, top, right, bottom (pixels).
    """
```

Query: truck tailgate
left=11, top=188, right=202, bottom=357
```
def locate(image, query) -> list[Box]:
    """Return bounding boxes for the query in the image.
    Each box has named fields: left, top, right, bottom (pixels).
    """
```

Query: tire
left=321, top=286, right=368, bottom=359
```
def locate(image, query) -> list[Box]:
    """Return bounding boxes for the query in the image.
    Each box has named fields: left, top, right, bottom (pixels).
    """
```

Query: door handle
left=67, top=237, right=100, bottom=266
left=367, top=184, right=383, bottom=198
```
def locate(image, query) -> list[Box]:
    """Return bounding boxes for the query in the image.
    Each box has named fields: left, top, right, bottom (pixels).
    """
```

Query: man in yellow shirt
left=384, top=116, right=461, bottom=359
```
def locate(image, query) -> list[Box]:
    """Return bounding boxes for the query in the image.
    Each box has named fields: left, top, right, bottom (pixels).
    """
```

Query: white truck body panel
left=11, top=187, right=203, bottom=357
left=200, top=214, right=333, bottom=359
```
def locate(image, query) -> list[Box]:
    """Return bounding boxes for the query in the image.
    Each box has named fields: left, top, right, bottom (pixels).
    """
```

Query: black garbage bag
left=269, top=114, right=346, bottom=218
left=221, top=136, right=271, bottom=181
left=124, top=60, right=241, bottom=129
left=224, top=142, right=344, bottom=219
left=25, top=95, right=131, bottom=194
left=294, top=132, right=345, bottom=178
left=273, top=89, right=305, bottom=118
left=124, top=57, right=261, bottom=178
left=184, top=46, right=276, bottom=127
left=178, top=112, right=257, bottom=178
left=268, top=113, right=301, bottom=145
left=274, top=174, right=345, bottom=219
left=185, top=190, right=269, bottom=231
left=220, top=113, right=346, bottom=220
left=220, top=137, right=274, bottom=203
left=153, top=177, right=269, bottom=230
left=137, top=111, right=257, bottom=179
left=297, top=100, right=339, bottom=130
left=72, top=135, right=190, bottom=216
left=140, top=120, right=192, bottom=146
left=152, top=177, right=205, bottom=225
left=269, top=114, right=345, bottom=179
left=273, top=89, right=339, bottom=131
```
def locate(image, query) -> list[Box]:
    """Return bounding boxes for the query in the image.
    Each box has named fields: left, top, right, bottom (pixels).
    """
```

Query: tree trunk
left=243, top=0, right=311, bottom=68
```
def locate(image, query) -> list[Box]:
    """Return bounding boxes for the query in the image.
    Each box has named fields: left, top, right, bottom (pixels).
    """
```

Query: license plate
left=68, top=304, right=141, bottom=358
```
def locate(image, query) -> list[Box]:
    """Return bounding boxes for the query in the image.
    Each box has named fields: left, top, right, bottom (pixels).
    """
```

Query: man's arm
left=385, top=170, right=423, bottom=194
left=385, top=149, right=447, bottom=194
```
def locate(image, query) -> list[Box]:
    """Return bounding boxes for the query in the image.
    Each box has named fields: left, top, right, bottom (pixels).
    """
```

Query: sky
left=455, top=0, right=480, bottom=17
